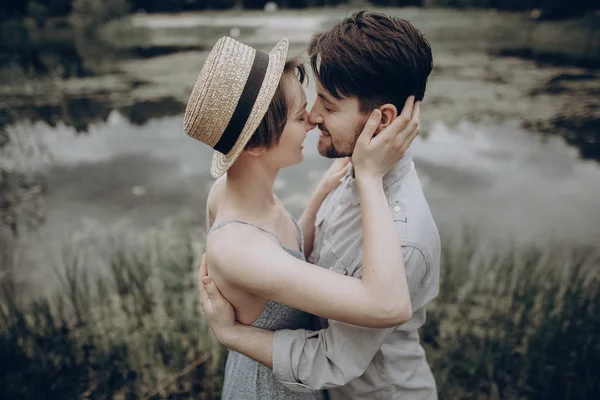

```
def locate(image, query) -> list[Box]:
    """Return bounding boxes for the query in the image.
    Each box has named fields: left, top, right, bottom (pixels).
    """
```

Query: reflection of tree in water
left=0, top=18, right=94, bottom=78
left=524, top=113, right=600, bottom=162
left=543, top=117, right=600, bottom=162
left=0, top=94, right=185, bottom=133
left=523, top=70, right=600, bottom=163
left=119, top=97, right=186, bottom=126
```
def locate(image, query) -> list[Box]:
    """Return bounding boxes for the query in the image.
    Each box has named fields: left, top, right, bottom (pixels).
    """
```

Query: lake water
left=1, top=8, right=599, bottom=294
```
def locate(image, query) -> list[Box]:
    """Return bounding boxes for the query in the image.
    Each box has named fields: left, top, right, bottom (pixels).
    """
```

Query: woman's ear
left=376, top=104, right=398, bottom=134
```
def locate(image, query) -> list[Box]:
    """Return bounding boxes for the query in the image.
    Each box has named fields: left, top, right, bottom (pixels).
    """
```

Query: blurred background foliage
left=1, top=0, right=598, bottom=20
left=1, top=0, right=599, bottom=398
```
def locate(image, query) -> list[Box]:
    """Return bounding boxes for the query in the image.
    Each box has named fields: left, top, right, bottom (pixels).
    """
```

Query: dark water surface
left=1, top=8, right=599, bottom=294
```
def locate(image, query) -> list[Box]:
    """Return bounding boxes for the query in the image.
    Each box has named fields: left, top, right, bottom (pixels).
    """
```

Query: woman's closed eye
left=297, top=109, right=308, bottom=122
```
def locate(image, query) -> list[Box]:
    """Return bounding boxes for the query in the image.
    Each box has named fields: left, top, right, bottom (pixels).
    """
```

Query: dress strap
left=287, top=212, right=305, bottom=255
left=208, top=220, right=286, bottom=249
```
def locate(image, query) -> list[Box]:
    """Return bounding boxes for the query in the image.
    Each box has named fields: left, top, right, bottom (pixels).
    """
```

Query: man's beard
left=323, top=144, right=349, bottom=159
left=318, top=124, right=363, bottom=159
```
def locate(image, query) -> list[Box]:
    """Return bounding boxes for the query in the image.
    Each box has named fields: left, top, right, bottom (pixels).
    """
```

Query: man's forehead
left=315, top=81, right=338, bottom=102
left=315, top=81, right=361, bottom=107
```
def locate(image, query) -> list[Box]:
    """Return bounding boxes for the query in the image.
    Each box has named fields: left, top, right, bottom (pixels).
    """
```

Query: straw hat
left=184, top=36, right=289, bottom=178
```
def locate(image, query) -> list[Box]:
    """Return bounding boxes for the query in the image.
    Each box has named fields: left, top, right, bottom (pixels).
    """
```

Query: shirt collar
left=344, top=149, right=414, bottom=205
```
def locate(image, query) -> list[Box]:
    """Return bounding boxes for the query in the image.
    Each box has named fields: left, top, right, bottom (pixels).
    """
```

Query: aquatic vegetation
left=1, top=225, right=598, bottom=399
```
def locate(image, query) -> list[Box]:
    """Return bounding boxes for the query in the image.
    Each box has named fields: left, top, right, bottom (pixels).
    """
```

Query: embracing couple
left=184, top=10, right=440, bottom=400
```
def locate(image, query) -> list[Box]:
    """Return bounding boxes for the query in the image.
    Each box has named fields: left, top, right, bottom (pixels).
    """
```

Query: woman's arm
left=209, top=173, right=408, bottom=328
left=210, top=100, right=420, bottom=328
left=299, top=158, right=350, bottom=257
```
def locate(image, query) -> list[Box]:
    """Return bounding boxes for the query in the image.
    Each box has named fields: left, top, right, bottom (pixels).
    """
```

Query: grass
left=0, top=224, right=599, bottom=399
left=0, top=224, right=226, bottom=399
left=424, top=229, right=600, bottom=400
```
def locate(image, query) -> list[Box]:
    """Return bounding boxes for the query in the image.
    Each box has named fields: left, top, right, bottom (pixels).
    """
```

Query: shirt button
left=335, top=204, right=343, bottom=212
left=393, top=205, right=401, bottom=212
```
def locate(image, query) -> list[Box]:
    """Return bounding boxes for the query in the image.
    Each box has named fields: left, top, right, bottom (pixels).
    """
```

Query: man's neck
left=346, top=150, right=414, bottom=188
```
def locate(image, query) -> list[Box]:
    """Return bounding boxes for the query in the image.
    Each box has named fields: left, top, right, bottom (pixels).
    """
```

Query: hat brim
left=210, top=38, right=289, bottom=178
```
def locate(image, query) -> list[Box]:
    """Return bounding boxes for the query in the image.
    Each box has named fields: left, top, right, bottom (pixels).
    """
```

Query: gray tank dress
left=208, top=217, right=325, bottom=400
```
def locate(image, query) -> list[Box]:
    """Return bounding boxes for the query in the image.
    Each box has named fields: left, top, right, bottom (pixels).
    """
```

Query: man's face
left=309, top=80, right=370, bottom=158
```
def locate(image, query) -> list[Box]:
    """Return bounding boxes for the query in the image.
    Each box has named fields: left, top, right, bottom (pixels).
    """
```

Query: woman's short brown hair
left=245, top=57, right=306, bottom=150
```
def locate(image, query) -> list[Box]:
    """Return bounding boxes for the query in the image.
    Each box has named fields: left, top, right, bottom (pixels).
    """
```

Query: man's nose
left=309, top=107, right=323, bottom=125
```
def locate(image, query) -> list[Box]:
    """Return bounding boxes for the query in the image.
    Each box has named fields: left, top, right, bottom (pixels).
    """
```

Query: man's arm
left=272, top=246, right=431, bottom=391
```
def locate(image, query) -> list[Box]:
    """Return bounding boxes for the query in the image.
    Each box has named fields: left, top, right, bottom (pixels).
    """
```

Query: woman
left=184, top=37, right=419, bottom=400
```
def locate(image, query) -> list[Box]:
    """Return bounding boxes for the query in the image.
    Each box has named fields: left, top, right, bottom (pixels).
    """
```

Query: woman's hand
left=318, top=157, right=352, bottom=194
left=352, top=96, right=420, bottom=181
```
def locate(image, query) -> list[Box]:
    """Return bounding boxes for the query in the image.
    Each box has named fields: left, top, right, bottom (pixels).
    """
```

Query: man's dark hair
left=308, top=11, right=433, bottom=114
left=245, top=57, right=306, bottom=150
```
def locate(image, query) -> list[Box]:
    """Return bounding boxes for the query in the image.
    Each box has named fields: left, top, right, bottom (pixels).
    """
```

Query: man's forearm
left=220, top=324, right=275, bottom=369
left=298, top=184, right=329, bottom=257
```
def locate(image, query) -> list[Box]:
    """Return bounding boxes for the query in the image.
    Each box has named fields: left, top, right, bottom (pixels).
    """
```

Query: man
left=199, top=11, right=440, bottom=400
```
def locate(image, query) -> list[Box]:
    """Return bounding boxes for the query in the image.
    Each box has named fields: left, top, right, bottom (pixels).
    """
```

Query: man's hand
left=352, top=96, right=420, bottom=180
left=197, top=254, right=237, bottom=345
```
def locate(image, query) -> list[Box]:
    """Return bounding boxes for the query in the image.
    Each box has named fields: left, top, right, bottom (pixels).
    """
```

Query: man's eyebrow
left=318, top=92, right=335, bottom=104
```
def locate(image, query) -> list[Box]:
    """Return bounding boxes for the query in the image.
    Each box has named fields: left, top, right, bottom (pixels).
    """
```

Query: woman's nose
left=304, top=111, right=317, bottom=131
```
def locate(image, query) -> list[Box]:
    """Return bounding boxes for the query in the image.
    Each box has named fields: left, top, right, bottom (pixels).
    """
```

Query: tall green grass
left=424, top=231, right=600, bottom=399
left=1, top=226, right=598, bottom=399
left=0, top=225, right=225, bottom=399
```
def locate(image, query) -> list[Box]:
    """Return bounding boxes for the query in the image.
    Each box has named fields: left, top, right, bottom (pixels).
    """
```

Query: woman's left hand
left=352, top=96, right=420, bottom=180
left=318, top=157, right=352, bottom=193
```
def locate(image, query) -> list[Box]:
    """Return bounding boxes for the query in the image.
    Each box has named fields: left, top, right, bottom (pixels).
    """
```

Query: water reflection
left=2, top=10, right=598, bottom=162
left=1, top=8, right=599, bottom=252
left=0, top=95, right=185, bottom=132
left=495, top=48, right=600, bottom=70
left=10, top=111, right=598, bottom=248
left=0, top=19, right=95, bottom=78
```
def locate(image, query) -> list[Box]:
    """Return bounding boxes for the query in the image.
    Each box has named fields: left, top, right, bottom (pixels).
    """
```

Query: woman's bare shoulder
left=207, top=222, right=277, bottom=253
left=206, top=222, right=283, bottom=280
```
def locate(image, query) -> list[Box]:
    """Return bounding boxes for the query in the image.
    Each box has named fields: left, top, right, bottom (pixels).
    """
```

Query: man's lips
left=318, top=126, right=331, bottom=137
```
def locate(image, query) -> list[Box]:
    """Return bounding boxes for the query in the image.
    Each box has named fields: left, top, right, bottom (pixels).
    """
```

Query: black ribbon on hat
left=213, top=50, right=270, bottom=154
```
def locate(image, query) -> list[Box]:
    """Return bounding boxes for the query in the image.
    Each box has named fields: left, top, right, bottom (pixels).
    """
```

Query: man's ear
left=245, top=147, right=265, bottom=157
left=375, top=104, right=398, bottom=134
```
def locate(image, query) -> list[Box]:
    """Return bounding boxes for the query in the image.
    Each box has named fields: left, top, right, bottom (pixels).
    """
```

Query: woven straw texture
left=183, top=37, right=289, bottom=178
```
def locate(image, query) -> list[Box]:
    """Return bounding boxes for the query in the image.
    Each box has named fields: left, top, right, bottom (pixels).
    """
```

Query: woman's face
left=264, top=77, right=315, bottom=168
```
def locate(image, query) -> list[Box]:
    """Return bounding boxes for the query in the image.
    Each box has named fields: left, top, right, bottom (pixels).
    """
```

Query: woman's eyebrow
left=296, top=101, right=308, bottom=115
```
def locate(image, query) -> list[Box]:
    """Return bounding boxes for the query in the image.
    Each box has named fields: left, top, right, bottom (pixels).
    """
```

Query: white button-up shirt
left=273, top=152, right=441, bottom=400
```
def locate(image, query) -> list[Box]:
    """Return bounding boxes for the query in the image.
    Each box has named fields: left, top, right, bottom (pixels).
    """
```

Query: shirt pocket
left=317, top=240, right=348, bottom=276
left=310, top=208, right=327, bottom=264
left=391, top=200, right=408, bottom=243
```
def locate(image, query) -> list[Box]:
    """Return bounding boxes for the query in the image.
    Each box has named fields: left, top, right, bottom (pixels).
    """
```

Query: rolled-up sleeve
left=273, top=246, right=429, bottom=391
